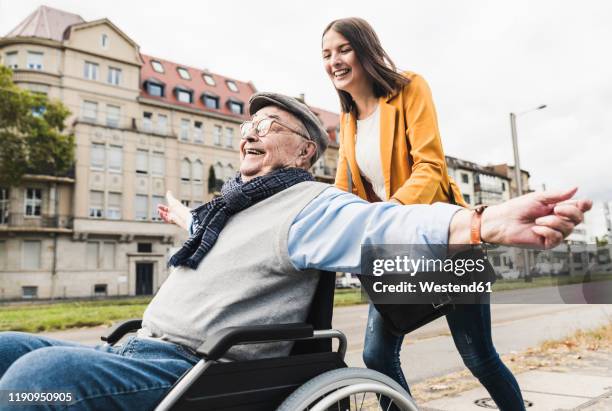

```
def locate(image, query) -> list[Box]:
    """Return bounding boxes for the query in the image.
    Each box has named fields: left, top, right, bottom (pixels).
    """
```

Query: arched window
left=181, top=159, right=191, bottom=181
left=193, top=160, right=203, bottom=182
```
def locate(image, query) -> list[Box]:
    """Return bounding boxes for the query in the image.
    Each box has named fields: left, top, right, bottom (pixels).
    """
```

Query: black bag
left=345, top=161, right=495, bottom=336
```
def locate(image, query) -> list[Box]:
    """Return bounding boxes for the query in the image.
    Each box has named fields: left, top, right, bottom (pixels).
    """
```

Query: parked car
left=335, top=273, right=361, bottom=288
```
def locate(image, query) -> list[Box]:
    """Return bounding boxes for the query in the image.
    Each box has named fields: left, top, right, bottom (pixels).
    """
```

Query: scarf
left=168, top=167, right=314, bottom=269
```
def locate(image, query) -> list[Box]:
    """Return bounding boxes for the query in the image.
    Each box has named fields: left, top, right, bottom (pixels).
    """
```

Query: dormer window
left=203, top=73, right=216, bottom=86
left=227, top=98, right=244, bottom=115
left=202, top=93, right=220, bottom=109
left=143, top=78, right=165, bottom=97
left=174, top=86, right=193, bottom=104
left=177, top=67, right=191, bottom=80
left=101, top=34, right=109, bottom=49
left=151, top=60, right=164, bottom=73
left=226, top=80, right=239, bottom=92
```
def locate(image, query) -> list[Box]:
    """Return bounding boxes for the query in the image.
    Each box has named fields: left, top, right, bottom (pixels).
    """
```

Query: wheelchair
left=101, top=274, right=418, bottom=411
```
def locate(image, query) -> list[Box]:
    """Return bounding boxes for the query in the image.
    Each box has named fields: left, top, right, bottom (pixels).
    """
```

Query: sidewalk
left=419, top=325, right=612, bottom=410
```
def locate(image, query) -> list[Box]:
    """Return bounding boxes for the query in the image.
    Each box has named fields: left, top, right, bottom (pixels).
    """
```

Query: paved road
left=42, top=301, right=612, bottom=384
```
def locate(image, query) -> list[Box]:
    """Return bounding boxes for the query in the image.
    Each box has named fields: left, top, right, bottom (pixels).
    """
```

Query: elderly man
left=0, top=92, right=590, bottom=410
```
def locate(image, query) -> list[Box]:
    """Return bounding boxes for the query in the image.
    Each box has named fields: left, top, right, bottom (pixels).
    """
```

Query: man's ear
left=300, top=141, right=318, bottom=166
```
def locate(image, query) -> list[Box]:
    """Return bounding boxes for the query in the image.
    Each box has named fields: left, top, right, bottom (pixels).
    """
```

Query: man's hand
left=481, top=188, right=592, bottom=249
left=157, top=191, right=193, bottom=231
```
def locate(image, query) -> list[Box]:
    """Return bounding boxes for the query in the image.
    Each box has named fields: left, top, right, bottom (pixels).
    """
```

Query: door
left=135, top=262, right=154, bottom=295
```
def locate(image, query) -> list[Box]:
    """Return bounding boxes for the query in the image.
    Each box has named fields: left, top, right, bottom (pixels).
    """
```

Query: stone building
left=0, top=6, right=338, bottom=300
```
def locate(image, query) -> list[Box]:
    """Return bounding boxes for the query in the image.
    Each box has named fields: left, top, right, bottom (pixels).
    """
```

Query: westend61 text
left=373, top=281, right=493, bottom=294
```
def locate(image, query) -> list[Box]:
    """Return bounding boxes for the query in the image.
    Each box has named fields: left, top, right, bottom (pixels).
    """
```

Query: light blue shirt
left=186, top=187, right=461, bottom=274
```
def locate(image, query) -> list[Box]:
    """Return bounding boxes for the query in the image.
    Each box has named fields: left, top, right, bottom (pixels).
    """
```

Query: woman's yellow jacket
left=334, top=71, right=467, bottom=207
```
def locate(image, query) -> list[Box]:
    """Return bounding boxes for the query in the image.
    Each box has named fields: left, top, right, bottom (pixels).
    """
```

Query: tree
left=0, top=65, right=75, bottom=186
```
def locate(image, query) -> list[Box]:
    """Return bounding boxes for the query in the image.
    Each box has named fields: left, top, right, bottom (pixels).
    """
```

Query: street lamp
left=509, top=104, right=547, bottom=281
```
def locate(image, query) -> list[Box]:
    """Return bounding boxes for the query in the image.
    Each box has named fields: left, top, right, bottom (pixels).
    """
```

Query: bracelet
left=470, top=205, right=488, bottom=245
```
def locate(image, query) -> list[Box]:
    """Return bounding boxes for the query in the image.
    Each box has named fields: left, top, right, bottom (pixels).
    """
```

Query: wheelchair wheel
left=276, top=367, right=418, bottom=411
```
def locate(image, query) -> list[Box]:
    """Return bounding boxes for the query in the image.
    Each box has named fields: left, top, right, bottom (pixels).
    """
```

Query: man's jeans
left=363, top=301, right=526, bottom=411
left=0, top=332, right=200, bottom=410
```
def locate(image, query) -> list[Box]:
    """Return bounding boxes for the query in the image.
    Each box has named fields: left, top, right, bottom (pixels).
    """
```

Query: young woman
left=322, top=17, right=525, bottom=410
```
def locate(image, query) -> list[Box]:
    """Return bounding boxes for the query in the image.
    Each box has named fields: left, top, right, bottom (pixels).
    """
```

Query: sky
left=1, top=0, right=611, bottom=202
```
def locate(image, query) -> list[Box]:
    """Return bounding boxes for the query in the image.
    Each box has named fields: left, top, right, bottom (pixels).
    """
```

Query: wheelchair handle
left=100, top=319, right=142, bottom=345
left=196, top=323, right=314, bottom=360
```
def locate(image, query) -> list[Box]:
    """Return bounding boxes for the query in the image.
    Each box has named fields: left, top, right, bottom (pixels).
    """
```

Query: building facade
left=0, top=6, right=338, bottom=300
left=446, top=156, right=512, bottom=206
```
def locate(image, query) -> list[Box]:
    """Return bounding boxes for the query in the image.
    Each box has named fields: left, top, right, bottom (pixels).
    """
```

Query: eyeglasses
left=240, top=117, right=312, bottom=141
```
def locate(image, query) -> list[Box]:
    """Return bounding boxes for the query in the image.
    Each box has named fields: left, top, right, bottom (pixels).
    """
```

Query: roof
left=140, top=54, right=257, bottom=120
left=446, top=156, right=510, bottom=180
left=309, top=106, right=339, bottom=143
left=5, top=5, right=85, bottom=42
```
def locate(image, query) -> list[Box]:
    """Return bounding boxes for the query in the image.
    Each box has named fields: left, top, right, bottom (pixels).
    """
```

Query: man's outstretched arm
left=287, top=187, right=591, bottom=273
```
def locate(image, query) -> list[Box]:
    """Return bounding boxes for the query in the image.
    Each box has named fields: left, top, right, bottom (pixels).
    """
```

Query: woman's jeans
left=0, top=332, right=200, bottom=410
left=363, top=302, right=525, bottom=411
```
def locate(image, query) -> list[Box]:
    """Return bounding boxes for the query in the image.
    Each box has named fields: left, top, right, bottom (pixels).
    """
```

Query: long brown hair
left=322, top=17, right=410, bottom=115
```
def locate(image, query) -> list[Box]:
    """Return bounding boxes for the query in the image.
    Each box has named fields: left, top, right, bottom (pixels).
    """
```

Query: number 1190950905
left=1, top=391, right=74, bottom=405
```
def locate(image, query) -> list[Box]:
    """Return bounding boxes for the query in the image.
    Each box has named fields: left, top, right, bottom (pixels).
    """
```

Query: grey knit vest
left=138, top=181, right=330, bottom=360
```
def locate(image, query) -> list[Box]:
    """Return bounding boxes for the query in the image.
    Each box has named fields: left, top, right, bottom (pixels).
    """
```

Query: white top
left=355, top=105, right=386, bottom=200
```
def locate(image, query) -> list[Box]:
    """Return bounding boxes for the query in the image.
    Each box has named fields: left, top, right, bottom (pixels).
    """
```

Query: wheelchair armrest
left=196, top=323, right=313, bottom=360
left=100, top=319, right=142, bottom=344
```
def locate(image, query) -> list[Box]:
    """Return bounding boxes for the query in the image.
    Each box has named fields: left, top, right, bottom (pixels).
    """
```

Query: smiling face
left=239, top=106, right=313, bottom=181
left=322, top=29, right=368, bottom=95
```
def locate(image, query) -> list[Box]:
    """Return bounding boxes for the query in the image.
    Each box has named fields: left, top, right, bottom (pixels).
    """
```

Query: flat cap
left=248, top=92, right=329, bottom=164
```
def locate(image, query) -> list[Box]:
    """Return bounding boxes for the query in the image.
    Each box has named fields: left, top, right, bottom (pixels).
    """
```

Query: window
left=226, top=80, right=239, bottom=92
left=194, top=121, right=203, bottom=143
left=82, top=100, right=98, bottom=122
left=22, top=240, right=41, bottom=270
left=135, top=195, right=148, bottom=220
left=89, top=190, right=104, bottom=218
left=24, top=188, right=42, bottom=217
left=0, top=188, right=9, bottom=224
left=463, top=193, right=471, bottom=204
left=101, top=242, right=115, bottom=269
left=107, top=192, right=121, bottom=219
left=146, top=81, right=164, bottom=97
left=502, top=182, right=506, bottom=191
left=137, top=243, right=152, bottom=253
left=27, top=51, right=43, bottom=70
left=225, top=164, right=235, bottom=180
left=177, top=67, right=191, bottom=80
left=181, top=159, right=191, bottom=181
left=86, top=242, right=99, bottom=269
left=22, top=286, right=38, bottom=299
left=101, top=34, right=109, bottom=49
left=106, top=105, right=120, bottom=128
left=151, top=152, right=165, bottom=176
left=107, top=145, right=122, bottom=172
left=142, top=112, right=153, bottom=132
left=5, top=51, right=18, bottom=69
left=176, top=89, right=193, bottom=104
left=84, top=61, right=99, bottom=80
left=213, top=125, right=222, bottom=146
left=136, top=149, right=148, bottom=174
left=151, top=60, right=164, bottom=73
left=460, top=173, right=469, bottom=184
left=94, top=284, right=108, bottom=296
left=151, top=195, right=164, bottom=221
left=180, top=119, right=190, bottom=141
left=193, top=160, right=203, bottom=182
left=225, top=127, right=234, bottom=148
left=228, top=101, right=243, bottom=115
left=203, top=94, right=219, bottom=109
left=202, top=73, right=216, bottom=86
left=107, top=67, right=121, bottom=85
left=157, top=114, right=168, bottom=135
left=91, top=143, right=105, bottom=169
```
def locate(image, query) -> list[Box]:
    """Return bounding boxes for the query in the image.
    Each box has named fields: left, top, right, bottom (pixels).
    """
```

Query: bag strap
left=346, top=158, right=353, bottom=194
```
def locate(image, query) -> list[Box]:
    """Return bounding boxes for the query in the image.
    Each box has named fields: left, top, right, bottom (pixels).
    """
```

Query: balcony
left=0, top=213, right=73, bottom=232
